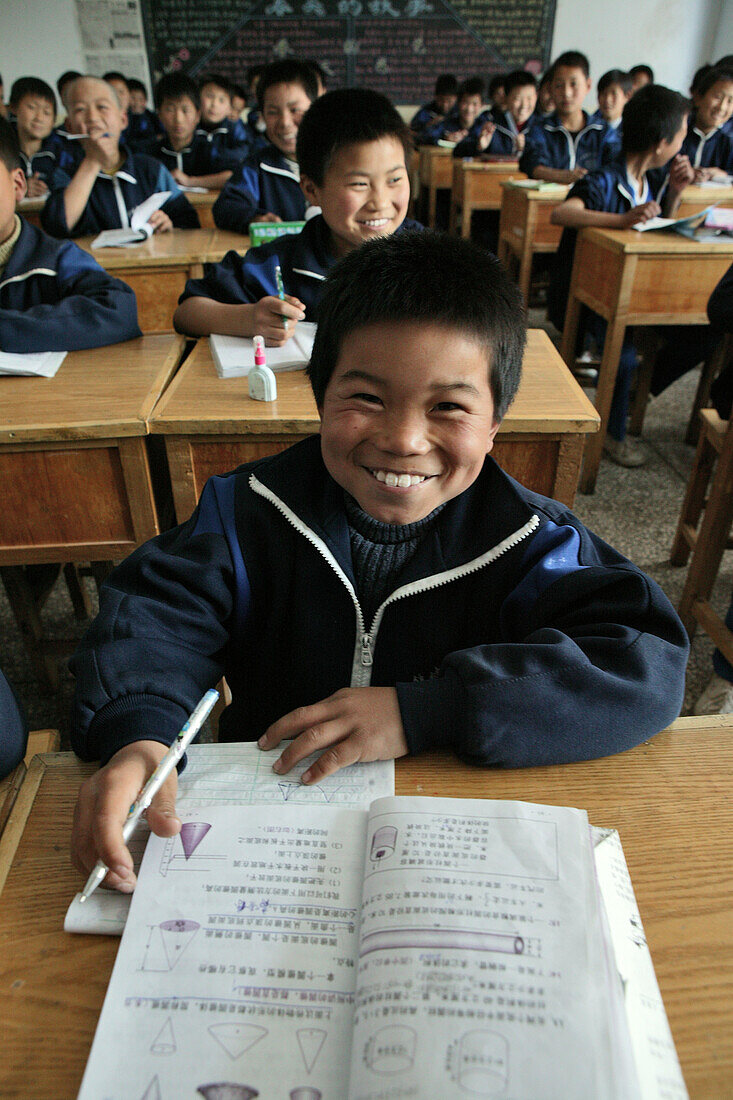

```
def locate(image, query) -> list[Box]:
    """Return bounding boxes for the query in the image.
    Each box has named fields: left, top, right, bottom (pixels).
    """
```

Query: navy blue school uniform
left=410, top=100, right=453, bottom=141
left=520, top=112, right=621, bottom=176
left=197, top=118, right=252, bottom=165
left=0, top=216, right=140, bottom=352
left=143, top=129, right=242, bottom=177
left=212, top=144, right=307, bottom=234
left=126, top=108, right=164, bottom=151
left=453, top=107, right=535, bottom=158
left=41, top=152, right=199, bottom=238
left=179, top=212, right=423, bottom=320
left=681, top=119, right=733, bottom=173
left=0, top=669, right=27, bottom=781
left=12, top=125, right=78, bottom=188
left=420, top=106, right=462, bottom=145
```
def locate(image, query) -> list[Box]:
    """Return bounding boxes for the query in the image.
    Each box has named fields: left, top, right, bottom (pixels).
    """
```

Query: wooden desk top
left=579, top=225, right=733, bottom=256
left=456, top=158, right=520, bottom=173
left=501, top=180, right=570, bottom=202
left=207, top=228, right=251, bottom=258
left=77, top=228, right=217, bottom=269
left=0, top=335, right=185, bottom=444
left=678, top=182, right=733, bottom=206
left=0, top=717, right=730, bottom=1098
left=148, top=329, right=599, bottom=437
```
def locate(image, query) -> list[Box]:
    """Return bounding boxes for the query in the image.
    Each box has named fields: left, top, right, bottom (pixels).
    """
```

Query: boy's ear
left=300, top=174, right=320, bottom=205
left=13, top=166, right=27, bottom=203
left=485, top=417, right=501, bottom=453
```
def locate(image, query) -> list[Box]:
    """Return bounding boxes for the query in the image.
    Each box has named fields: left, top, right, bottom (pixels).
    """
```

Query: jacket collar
left=2, top=217, right=60, bottom=286
left=544, top=111, right=604, bottom=136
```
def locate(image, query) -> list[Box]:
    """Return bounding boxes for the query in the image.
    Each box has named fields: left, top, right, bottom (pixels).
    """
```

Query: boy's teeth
left=373, top=470, right=425, bottom=487
left=363, top=219, right=388, bottom=228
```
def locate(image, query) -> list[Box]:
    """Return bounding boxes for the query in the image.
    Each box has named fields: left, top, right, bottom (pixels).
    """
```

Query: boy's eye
left=352, top=391, right=382, bottom=404
left=433, top=401, right=463, bottom=412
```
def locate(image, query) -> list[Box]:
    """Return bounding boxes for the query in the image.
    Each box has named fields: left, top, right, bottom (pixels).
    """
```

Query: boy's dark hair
left=199, top=72, right=232, bottom=97
left=0, top=116, right=22, bottom=172
left=597, top=69, right=632, bottom=96
left=504, top=70, right=537, bottom=96
left=715, top=55, right=733, bottom=70
left=297, top=87, right=413, bottom=187
left=629, top=64, right=654, bottom=82
left=57, top=69, right=82, bottom=97
left=154, top=72, right=200, bottom=111
left=127, top=78, right=147, bottom=96
left=103, top=71, right=130, bottom=89
left=307, top=231, right=526, bottom=419
left=458, top=77, right=485, bottom=101
left=488, top=74, right=506, bottom=97
left=694, top=65, right=733, bottom=99
left=305, top=60, right=328, bottom=90
left=257, top=61, right=319, bottom=110
left=551, top=51, right=590, bottom=79
left=435, top=73, right=458, bottom=96
left=9, top=76, right=57, bottom=115
left=231, top=82, right=247, bottom=102
left=690, top=64, right=712, bottom=94
left=622, top=84, right=689, bottom=154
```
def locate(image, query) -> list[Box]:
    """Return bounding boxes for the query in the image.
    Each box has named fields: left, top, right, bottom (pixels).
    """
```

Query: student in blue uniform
left=102, top=71, right=133, bottom=146
left=0, top=118, right=139, bottom=352
left=212, top=60, right=319, bottom=234
left=144, top=73, right=242, bottom=190
left=682, top=66, right=733, bottom=178
left=520, top=52, right=620, bottom=182
left=175, top=88, right=420, bottom=342
left=41, top=76, right=198, bottom=238
left=9, top=77, right=72, bottom=195
left=54, top=69, right=82, bottom=136
left=629, top=64, right=654, bottom=94
left=549, top=85, right=691, bottom=467
left=126, top=78, right=163, bottom=150
left=453, top=71, right=537, bottom=157
left=197, top=73, right=252, bottom=165
left=591, top=69, right=632, bottom=133
left=0, top=669, right=27, bottom=782
left=421, top=77, right=485, bottom=146
left=69, top=229, right=688, bottom=893
left=410, top=74, right=458, bottom=144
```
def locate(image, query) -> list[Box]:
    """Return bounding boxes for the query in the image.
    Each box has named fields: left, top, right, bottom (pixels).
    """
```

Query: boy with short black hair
left=423, top=76, right=485, bottom=145
left=681, top=66, right=733, bottom=179
left=41, top=76, right=199, bottom=238
left=175, top=87, right=420, bottom=342
left=126, top=77, right=163, bottom=149
left=212, top=59, right=319, bottom=233
left=55, top=69, right=82, bottom=134
left=70, top=227, right=688, bottom=893
left=593, top=69, right=633, bottom=130
left=488, top=73, right=506, bottom=110
left=230, top=83, right=247, bottom=121
left=410, top=73, right=458, bottom=141
left=454, top=70, right=537, bottom=157
left=9, top=76, right=69, bottom=195
left=305, top=60, right=328, bottom=97
left=549, top=84, right=691, bottom=466
left=145, top=72, right=241, bottom=189
left=520, top=51, right=621, bottom=182
left=0, top=116, right=139, bottom=351
left=197, top=72, right=251, bottom=162
left=629, top=64, right=654, bottom=93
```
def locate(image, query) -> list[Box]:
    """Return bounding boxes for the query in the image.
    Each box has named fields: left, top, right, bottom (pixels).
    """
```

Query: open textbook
left=210, top=323, right=317, bottom=378
left=91, top=191, right=172, bottom=248
left=0, top=349, right=65, bottom=377
left=76, top=791, right=687, bottom=1100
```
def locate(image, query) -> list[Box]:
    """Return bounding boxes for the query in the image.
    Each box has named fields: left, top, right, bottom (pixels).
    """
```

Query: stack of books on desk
left=210, top=323, right=316, bottom=378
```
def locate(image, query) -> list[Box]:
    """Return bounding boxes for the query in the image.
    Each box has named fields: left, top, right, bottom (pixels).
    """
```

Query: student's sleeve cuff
left=396, top=675, right=460, bottom=756
left=85, top=693, right=191, bottom=768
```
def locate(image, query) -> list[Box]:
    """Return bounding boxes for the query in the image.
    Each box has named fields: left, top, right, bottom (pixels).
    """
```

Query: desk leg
left=164, top=438, right=199, bottom=524
left=518, top=206, right=537, bottom=307
left=461, top=202, right=471, bottom=239
left=1, top=567, right=60, bottom=691
left=579, top=315, right=627, bottom=494
left=428, top=185, right=437, bottom=228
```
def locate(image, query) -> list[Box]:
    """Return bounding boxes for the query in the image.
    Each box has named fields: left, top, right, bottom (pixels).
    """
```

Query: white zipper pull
left=361, top=633, right=373, bottom=666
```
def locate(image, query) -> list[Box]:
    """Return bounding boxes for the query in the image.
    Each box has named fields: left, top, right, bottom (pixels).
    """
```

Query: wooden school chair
left=670, top=405, right=733, bottom=641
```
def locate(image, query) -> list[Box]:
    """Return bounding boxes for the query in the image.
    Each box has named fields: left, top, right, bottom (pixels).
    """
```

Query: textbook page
left=348, top=796, right=640, bottom=1100
left=65, top=741, right=393, bottom=935
left=91, top=190, right=172, bottom=247
left=210, top=323, right=317, bottom=378
left=0, top=350, right=66, bottom=377
left=76, top=802, right=368, bottom=1100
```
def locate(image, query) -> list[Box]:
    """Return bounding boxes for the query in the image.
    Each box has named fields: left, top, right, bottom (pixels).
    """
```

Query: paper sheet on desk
left=64, top=741, right=394, bottom=935
left=0, top=350, right=65, bottom=377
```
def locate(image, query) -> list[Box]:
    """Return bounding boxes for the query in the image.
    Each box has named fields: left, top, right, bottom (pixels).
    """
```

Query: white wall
left=2, top=0, right=85, bottom=103
left=551, top=0, right=724, bottom=98
left=711, top=0, right=733, bottom=62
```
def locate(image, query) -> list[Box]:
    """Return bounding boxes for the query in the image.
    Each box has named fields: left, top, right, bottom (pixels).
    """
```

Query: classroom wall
left=0, top=0, right=727, bottom=105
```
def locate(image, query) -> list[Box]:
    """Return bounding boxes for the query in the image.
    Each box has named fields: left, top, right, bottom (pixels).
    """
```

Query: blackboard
left=139, top=0, right=556, bottom=103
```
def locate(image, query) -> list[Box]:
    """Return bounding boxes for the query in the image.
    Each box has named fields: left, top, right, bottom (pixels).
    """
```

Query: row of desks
left=0, top=330, right=599, bottom=570
left=0, top=717, right=731, bottom=1097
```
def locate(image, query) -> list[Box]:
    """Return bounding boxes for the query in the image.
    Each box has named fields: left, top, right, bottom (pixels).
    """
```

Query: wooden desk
left=417, top=146, right=454, bottom=227
left=676, top=183, right=733, bottom=220
left=560, top=227, right=733, bottom=492
left=17, top=196, right=45, bottom=227
left=0, top=717, right=730, bottom=1099
left=149, top=329, right=599, bottom=522
left=449, top=159, right=523, bottom=237
left=186, top=188, right=219, bottom=228
left=497, top=182, right=569, bottom=305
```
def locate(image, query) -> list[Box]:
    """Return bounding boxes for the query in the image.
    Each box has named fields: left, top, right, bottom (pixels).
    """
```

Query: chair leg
left=670, top=427, right=716, bottom=566
left=685, top=335, right=731, bottom=447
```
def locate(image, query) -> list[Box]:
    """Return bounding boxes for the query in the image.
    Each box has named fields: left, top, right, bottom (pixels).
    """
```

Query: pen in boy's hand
left=78, top=688, right=219, bottom=903
left=275, top=264, right=289, bottom=329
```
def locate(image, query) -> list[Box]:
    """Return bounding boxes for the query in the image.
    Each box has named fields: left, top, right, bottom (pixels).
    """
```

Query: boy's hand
left=567, top=167, right=587, bottom=181
left=252, top=294, right=306, bottom=345
left=71, top=740, right=181, bottom=893
left=256, top=212, right=283, bottom=224
left=260, top=687, right=409, bottom=783
left=669, top=154, right=695, bottom=191
left=514, top=132, right=526, bottom=153
left=444, top=129, right=468, bottom=142
left=621, top=200, right=661, bottom=228
left=26, top=173, right=49, bottom=197
left=81, top=132, right=118, bottom=167
left=477, top=121, right=496, bottom=151
left=149, top=209, right=173, bottom=233
left=171, top=168, right=191, bottom=186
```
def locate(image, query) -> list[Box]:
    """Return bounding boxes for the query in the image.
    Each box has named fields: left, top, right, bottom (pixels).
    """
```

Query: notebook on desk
left=0, top=350, right=66, bottom=377
left=210, top=323, right=316, bottom=378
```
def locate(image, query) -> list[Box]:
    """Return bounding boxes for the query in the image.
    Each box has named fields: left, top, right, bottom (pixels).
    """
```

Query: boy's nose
left=379, top=413, right=430, bottom=455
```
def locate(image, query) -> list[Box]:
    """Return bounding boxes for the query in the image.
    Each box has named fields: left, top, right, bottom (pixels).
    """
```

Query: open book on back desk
left=91, top=190, right=171, bottom=248
left=76, top=789, right=687, bottom=1099
left=210, top=322, right=316, bottom=378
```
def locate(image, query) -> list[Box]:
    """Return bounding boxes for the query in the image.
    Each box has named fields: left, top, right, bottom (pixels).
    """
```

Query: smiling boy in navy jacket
left=41, top=76, right=198, bottom=238
left=9, top=77, right=77, bottom=196
left=212, top=61, right=321, bottom=234
left=176, top=88, right=421, bottom=343
left=0, top=117, right=139, bottom=351
left=70, top=228, right=687, bottom=894
left=520, top=51, right=620, bottom=182
left=453, top=71, right=537, bottom=158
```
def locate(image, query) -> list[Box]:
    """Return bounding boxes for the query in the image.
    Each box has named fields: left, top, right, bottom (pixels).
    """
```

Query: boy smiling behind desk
left=41, top=76, right=198, bottom=238
left=71, top=230, right=688, bottom=894
left=174, top=88, right=421, bottom=345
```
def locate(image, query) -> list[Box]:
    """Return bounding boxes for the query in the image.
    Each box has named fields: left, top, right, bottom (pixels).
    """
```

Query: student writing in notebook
left=69, top=231, right=687, bottom=894
left=0, top=117, right=140, bottom=352
left=174, top=88, right=421, bottom=345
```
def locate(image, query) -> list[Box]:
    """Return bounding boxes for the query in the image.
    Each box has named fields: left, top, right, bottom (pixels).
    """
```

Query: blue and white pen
left=275, top=264, right=289, bottom=329
left=79, top=688, right=219, bottom=903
